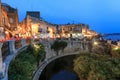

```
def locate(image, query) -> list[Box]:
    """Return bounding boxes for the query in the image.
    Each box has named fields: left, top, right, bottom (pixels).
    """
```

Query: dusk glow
left=1, top=1, right=120, bottom=80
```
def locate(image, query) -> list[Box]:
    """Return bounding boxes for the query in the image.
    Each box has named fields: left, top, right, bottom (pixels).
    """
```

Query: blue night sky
left=2, top=0, right=120, bottom=33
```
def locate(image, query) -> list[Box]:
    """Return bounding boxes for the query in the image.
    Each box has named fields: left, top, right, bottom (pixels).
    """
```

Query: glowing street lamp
left=93, top=41, right=98, bottom=45
left=114, top=46, right=119, bottom=50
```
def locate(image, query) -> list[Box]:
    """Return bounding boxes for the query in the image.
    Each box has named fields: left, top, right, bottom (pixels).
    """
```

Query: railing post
left=85, top=41, right=89, bottom=51
left=80, top=42, right=83, bottom=50
left=8, top=40, right=15, bottom=54
left=31, top=38, right=34, bottom=44
left=21, top=39, right=26, bottom=46
left=0, top=43, right=5, bottom=79
left=40, top=38, right=42, bottom=43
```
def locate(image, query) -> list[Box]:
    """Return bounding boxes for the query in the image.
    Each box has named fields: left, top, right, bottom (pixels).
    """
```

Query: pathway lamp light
left=93, top=41, right=98, bottom=45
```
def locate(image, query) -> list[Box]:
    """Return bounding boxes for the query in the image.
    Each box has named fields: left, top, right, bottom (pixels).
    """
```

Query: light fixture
left=93, top=41, right=98, bottom=45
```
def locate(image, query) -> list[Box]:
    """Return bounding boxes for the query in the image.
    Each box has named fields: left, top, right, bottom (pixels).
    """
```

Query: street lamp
left=114, top=46, right=119, bottom=50
left=93, top=41, right=98, bottom=45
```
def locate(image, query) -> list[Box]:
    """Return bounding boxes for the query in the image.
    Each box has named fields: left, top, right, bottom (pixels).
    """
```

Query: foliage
left=51, top=40, right=67, bottom=55
left=92, top=42, right=111, bottom=55
left=113, top=48, right=120, bottom=54
left=74, top=53, right=120, bottom=80
left=111, top=48, right=120, bottom=58
left=8, top=43, right=45, bottom=80
left=59, top=40, right=67, bottom=52
left=32, top=43, right=46, bottom=66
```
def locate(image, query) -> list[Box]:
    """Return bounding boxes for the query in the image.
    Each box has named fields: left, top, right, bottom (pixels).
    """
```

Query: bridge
left=32, top=40, right=92, bottom=80
left=0, top=38, right=97, bottom=80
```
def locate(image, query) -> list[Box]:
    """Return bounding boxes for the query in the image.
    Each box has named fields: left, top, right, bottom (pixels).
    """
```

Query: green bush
left=51, top=40, right=67, bottom=55
left=74, top=53, right=120, bottom=80
left=111, top=48, right=120, bottom=58
left=114, top=48, right=120, bottom=54
left=8, top=44, right=45, bottom=80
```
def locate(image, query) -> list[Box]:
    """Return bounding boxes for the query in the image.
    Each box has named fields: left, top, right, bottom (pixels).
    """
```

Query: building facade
left=58, top=23, right=97, bottom=39
left=1, top=3, right=19, bottom=38
left=0, top=2, right=10, bottom=40
left=25, top=11, right=56, bottom=39
left=58, top=24, right=84, bottom=39
left=2, top=3, right=18, bottom=31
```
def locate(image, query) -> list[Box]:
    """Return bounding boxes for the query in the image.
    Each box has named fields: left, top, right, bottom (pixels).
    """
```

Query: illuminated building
left=2, top=3, right=19, bottom=32
left=38, top=20, right=56, bottom=39
left=58, top=23, right=97, bottom=39
left=25, top=11, right=56, bottom=39
left=1, top=1, right=97, bottom=40
left=0, top=1, right=10, bottom=40
left=58, top=24, right=84, bottom=39
left=19, top=15, right=32, bottom=38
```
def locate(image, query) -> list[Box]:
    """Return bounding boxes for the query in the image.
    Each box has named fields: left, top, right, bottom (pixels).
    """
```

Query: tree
left=51, top=40, right=67, bottom=55
left=32, top=43, right=46, bottom=66
left=60, top=41, right=67, bottom=52
left=73, top=53, right=120, bottom=80
left=8, top=43, right=46, bottom=80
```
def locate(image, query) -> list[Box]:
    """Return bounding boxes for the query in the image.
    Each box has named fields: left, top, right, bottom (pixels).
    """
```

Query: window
left=2, top=17, right=5, bottom=24
left=9, top=18, right=14, bottom=23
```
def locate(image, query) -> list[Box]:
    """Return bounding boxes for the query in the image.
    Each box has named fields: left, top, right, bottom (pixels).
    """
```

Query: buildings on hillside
left=0, top=2, right=10, bottom=40
left=2, top=3, right=19, bottom=32
left=0, top=2, right=19, bottom=40
left=20, top=11, right=56, bottom=39
left=58, top=24, right=97, bottom=39
left=38, top=20, right=56, bottom=39
left=0, top=1, right=97, bottom=41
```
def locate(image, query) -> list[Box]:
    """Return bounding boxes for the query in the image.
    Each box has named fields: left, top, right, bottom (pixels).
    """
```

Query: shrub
left=8, top=44, right=45, bottom=80
left=111, top=48, right=120, bottom=58
left=74, top=53, right=120, bottom=80
left=51, top=40, right=67, bottom=55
